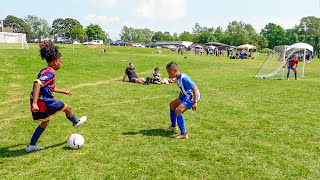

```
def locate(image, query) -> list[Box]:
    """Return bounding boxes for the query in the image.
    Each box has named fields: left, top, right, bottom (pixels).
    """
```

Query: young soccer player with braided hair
left=165, top=61, right=200, bottom=139
left=26, top=42, right=87, bottom=153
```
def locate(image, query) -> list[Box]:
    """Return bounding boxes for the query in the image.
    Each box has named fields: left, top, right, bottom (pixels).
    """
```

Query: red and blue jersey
left=30, top=67, right=56, bottom=105
left=288, top=58, right=299, bottom=67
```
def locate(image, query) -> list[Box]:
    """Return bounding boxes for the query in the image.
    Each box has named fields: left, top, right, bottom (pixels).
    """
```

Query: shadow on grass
left=0, top=141, right=66, bottom=158
left=123, top=128, right=175, bottom=138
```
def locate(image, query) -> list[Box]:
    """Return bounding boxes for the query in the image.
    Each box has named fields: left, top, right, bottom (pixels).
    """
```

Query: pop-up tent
left=237, top=44, right=257, bottom=51
left=290, top=42, right=313, bottom=53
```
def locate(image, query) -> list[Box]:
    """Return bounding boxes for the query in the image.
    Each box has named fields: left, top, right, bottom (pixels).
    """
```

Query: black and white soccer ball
left=67, top=134, right=84, bottom=149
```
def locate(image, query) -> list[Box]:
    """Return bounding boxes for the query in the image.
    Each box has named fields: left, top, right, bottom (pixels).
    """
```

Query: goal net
left=0, top=32, right=29, bottom=49
left=255, top=45, right=307, bottom=80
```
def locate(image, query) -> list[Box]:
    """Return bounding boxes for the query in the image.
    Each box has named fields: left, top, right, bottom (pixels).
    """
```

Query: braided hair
left=39, top=42, right=61, bottom=63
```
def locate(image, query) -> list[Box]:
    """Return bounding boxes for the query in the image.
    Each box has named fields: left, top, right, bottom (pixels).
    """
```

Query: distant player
left=26, top=42, right=87, bottom=153
left=165, top=61, right=200, bottom=139
left=283, top=54, right=299, bottom=80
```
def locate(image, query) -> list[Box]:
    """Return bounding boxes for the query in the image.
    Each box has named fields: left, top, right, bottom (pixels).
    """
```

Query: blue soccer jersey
left=176, top=73, right=200, bottom=104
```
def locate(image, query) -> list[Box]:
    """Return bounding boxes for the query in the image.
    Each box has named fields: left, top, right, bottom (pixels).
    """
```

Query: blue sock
left=67, top=114, right=79, bottom=125
left=294, top=72, right=297, bottom=79
left=30, top=125, right=45, bottom=145
left=170, top=110, right=176, bottom=126
left=287, top=72, right=290, bottom=79
left=177, top=114, right=187, bottom=134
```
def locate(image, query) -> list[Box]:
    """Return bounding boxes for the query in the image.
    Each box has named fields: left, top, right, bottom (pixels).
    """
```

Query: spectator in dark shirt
left=122, top=62, right=146, bottom=84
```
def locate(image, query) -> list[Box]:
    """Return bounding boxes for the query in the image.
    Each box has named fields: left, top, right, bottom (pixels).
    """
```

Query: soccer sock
left=294, top=72, right=297, bottom=79
left=170, top=110, right=176, bottom=126
left=177, top=114, right=187, bottom=134
left=67, top=114, right=79, bottom=125
left=30, top=125, right=45, bottom=146
left=287, top=72, right=290, bottom=79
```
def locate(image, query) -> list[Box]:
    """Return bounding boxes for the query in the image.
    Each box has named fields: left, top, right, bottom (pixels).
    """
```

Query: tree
left=152, top=31, right=164, bottom=42
left=261, top=23, right=287, bottom=49
left=4, top=15, right=30, bottom=34
left=52, top=18, right=81, bottom=39
left=214, top=26, right=224, bottom=42
left=163, top=32, right=173, bottom=41
left=286, top=28, right=299, bottom=45
left=70, top=24, right=86, bottom=41
left=85, top=24, right=107, bottom=42
left=224, top=21, right=256, bottom=46
left=179, top=31, right=193, bottom=41
left=24, top=15, right=51, bottom=40
left=297, top=16, right=320, bottom=51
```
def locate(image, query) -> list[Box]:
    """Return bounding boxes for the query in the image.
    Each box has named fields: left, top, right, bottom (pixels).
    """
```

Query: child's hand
left=32, top=102, right=39, bottom=112
left=64, top=91, right=72, bottom=96
left=192, top=103, right=197, bottom=111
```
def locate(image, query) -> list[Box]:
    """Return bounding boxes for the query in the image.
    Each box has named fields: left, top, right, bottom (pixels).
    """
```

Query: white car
left=88, top=40, right=104, bottom=45
left=133, top=43, right=142, bottom=47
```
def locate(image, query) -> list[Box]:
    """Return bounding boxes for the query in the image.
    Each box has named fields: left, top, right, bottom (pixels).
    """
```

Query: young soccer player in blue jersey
left=26, top=42, right=87, bottom=153
left=166, top=61, right=200, bottom=139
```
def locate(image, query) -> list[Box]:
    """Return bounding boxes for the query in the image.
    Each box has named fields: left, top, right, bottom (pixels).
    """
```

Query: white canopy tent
left=237, top=44, right=257, bottom=51
left=290, top=42, right=313, bottom=53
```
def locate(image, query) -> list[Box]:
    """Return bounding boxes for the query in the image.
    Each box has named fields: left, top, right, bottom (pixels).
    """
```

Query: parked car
left=88, top=40, right=103, bottom=45
left=132, top=43, right=142, bottom=47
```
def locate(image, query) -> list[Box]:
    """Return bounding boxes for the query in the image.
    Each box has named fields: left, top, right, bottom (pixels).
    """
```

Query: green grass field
left=1, top=44, right=320, bottom=179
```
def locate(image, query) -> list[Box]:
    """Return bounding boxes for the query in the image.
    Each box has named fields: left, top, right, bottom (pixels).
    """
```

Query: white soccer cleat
left=74, top=116, right=87, bottom=128
left=25, top=145, right=45, bottom=153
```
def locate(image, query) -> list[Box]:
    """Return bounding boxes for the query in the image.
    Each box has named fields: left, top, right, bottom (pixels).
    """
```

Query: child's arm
left=31, top=82, right=41, bottom=112
left=122, top=74, right=127, bottom=82
left=192, top=86, right=198, bottom=111
left=54, top=88, right=72, bottom=95
left=282, top=61, right=288, bottom=68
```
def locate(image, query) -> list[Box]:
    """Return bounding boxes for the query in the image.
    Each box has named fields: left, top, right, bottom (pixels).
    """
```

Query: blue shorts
left=179, top=95, right=198, bottom=109
left=129, top=77, right=137, bottom=83
left=288, top=65, right=296, bottom=70
left=31, top=100, right=67, bottom=122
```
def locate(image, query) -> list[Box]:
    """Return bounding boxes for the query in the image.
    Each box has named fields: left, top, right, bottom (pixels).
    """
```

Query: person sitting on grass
left=152, top=67, right=163, bottom=84
left=122, top=62, right=146, bottom=84
left=26, top=42, right=87, bottom=153
left=283, top=54, right=299, bottom=80
left=165, top=61, right=200, bottom=139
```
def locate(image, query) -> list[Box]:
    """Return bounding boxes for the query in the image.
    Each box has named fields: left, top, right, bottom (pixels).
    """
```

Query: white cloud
left=136, top=0, right=187, bottom=20
left=90, top=0, right=117, bottom=7
left=84, top=14, right=120, bottom=25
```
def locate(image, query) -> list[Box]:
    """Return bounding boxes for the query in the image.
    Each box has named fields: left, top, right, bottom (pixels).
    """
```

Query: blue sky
left=1, top=0, right=320, bottom=40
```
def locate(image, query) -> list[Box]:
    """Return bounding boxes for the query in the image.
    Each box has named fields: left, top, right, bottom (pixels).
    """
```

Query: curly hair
left=39, top=42, right=61, bottom=63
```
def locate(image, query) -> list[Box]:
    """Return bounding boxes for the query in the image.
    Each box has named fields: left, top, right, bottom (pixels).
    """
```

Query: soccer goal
left=255, top=45, right=307, bottom=80
left=0, top=32, right=29, bottom=49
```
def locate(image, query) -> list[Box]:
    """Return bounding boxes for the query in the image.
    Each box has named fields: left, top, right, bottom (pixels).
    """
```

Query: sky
left=1, top=0, right=320, bottom=40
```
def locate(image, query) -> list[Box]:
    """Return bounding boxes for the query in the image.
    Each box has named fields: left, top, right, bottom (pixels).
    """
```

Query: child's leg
left=64, top=106, right=79, bottom=125
left=169, top=98, right=182, bottom=127
left=287, top=69, right=291, bottom=79
left=29, top=121, right=49, bottom=145
left=294, top=69, right=298, bottom=79
left=175, top=104, right=189, bottom=134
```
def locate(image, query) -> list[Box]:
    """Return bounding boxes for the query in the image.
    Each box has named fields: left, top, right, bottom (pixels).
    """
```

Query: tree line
left=3, top=15, right=320, bottom=51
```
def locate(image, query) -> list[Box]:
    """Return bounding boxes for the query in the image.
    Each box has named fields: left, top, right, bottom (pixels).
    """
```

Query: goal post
left=255, top=45, right=307, bottom=80
left=0, top=32, right=29, bottom=49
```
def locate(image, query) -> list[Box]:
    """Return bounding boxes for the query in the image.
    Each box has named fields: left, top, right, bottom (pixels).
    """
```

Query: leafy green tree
left=52, top=18, right=81, bottom=39
left=261, top=23, right=287, bottom=49
left=179, top=31, right=193, bottom=41
left=70, top=24, right=86, bottom=41
left=152, top=31, right=164, bottom=42
left=85, top=24, right=107, bottom=42
left=163, top=32, right=173, bottom=41
left=4, top=15, right=30, bottom=34
left=214, top=26, right=224, bottom=42
left=224, top=21, right=255, bottom=46
left=24, top=15, right=51, bottom=40
left=286, top=28, right=299, bottom=45
left=297, top=16, right=320, bottom=51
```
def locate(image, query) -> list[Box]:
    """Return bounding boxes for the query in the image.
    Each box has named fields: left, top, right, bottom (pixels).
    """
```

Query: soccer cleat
left=166, top=126, right=177, bottom=132
left=74, top=116, right=87, bottom=128
left=174, top=133, right=189, bottom=139
left=295, top=78, right=299, bottom=80
left=25, top=145, right=45, bottom=153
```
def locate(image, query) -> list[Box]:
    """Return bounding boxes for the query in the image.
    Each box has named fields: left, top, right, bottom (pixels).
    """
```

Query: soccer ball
left=67, top=134, right=84, bottom=149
